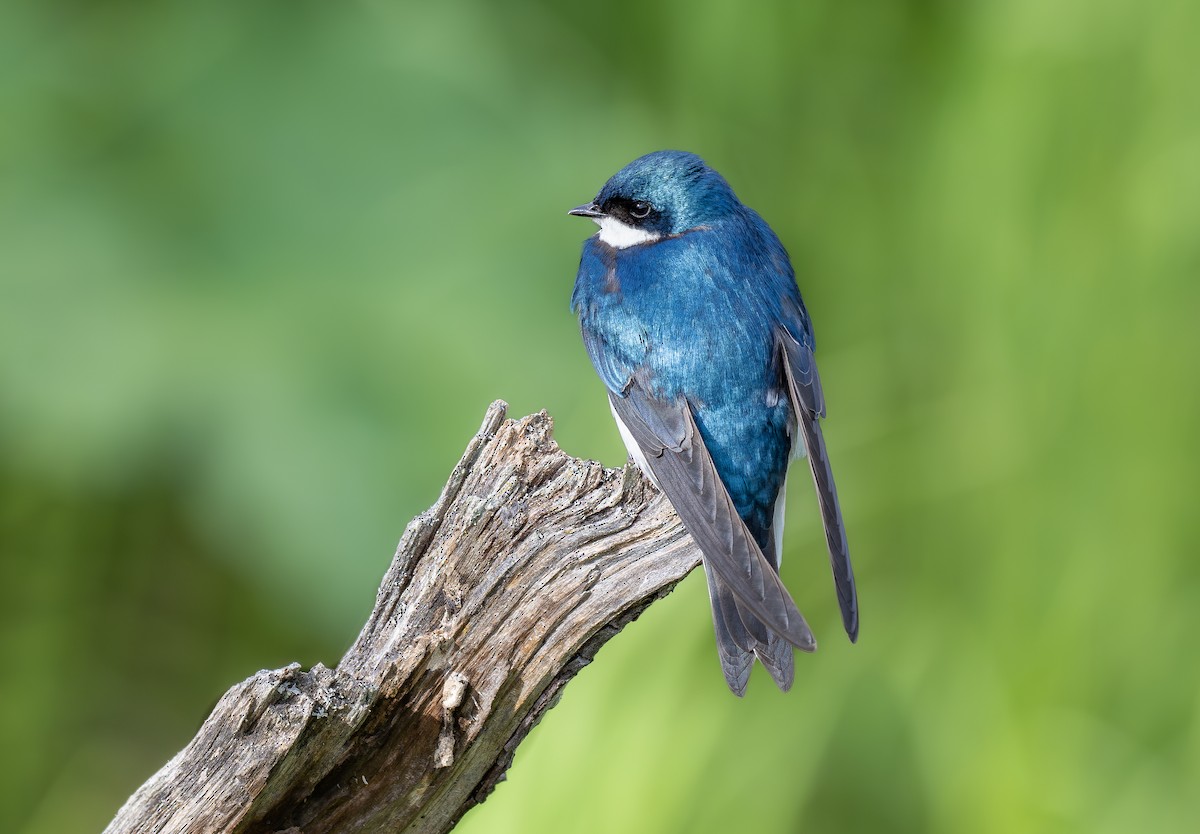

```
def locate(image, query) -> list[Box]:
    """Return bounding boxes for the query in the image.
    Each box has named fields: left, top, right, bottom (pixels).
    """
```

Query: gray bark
left=104, top=401, right=698, bottom=834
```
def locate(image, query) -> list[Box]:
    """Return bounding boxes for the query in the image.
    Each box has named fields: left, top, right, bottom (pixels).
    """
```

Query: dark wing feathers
left=579, top=324, right=638, bottom=396
left=708, top=567, right=798, bottom=693
left=755, top=632, right=796, bottom=693
left=780, top=324, right=825, bottom=417
left=704, top=569, right=755, bottom=696
left=609, top=385, right=816, bottom=651
left=778, top=327, right=859, bottom=641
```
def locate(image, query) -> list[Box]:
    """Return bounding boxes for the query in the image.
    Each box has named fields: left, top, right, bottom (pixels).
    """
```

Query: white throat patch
left=595, top=216, right=662, bottom=249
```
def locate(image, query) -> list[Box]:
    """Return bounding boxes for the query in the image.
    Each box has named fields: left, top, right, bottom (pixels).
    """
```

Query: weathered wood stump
left=105, top=401, right=699, bottom=834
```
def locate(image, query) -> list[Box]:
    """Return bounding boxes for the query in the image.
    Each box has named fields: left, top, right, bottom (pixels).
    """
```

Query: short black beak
left=568, top=203, right=604, bottom=218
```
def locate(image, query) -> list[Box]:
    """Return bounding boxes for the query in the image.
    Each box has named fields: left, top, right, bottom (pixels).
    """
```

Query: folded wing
left=777, top=326, right=859, bottom=641
left=609, top=383, right=816, bottom=651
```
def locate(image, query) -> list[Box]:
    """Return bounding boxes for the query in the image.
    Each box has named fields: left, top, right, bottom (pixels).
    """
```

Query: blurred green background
left=2, top=0, right=1197, bottom=832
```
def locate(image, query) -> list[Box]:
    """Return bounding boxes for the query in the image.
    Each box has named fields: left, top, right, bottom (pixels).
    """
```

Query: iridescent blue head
left=569, top=150, right=741, bottom=248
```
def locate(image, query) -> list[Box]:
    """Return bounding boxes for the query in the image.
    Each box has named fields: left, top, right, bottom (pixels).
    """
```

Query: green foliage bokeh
left=2, top=1, right=1197, bottom=832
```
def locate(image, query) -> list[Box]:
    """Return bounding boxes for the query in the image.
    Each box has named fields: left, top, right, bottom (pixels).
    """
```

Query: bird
left=568, top=150, right=858, bottom=695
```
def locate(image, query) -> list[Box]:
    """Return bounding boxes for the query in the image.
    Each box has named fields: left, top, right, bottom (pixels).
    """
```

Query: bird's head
left=569, top=150, right=740, bottom=248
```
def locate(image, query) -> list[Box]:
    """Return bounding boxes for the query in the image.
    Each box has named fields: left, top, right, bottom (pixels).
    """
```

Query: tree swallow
left=568, top=151, right=858, bottom=695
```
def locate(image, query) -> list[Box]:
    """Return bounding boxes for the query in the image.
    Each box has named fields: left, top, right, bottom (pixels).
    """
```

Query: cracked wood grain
left=104, top=400, right=698, bottom=834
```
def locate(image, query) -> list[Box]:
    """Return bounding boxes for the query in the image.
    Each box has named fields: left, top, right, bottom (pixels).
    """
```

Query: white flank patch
left=609, top=397, right=660, bottom=488
left=595, top=216, right=661, bottom=249
left=773, top=475, right=788, bottom=567
left=790, top=419, right=805, bottom=460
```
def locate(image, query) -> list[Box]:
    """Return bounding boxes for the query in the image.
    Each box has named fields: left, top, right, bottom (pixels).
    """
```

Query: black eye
left=630, top=200, right=652, bottom=219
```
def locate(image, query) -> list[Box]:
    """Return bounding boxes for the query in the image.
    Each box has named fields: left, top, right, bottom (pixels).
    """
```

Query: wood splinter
left=435, top=671, right=471, bottom=768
